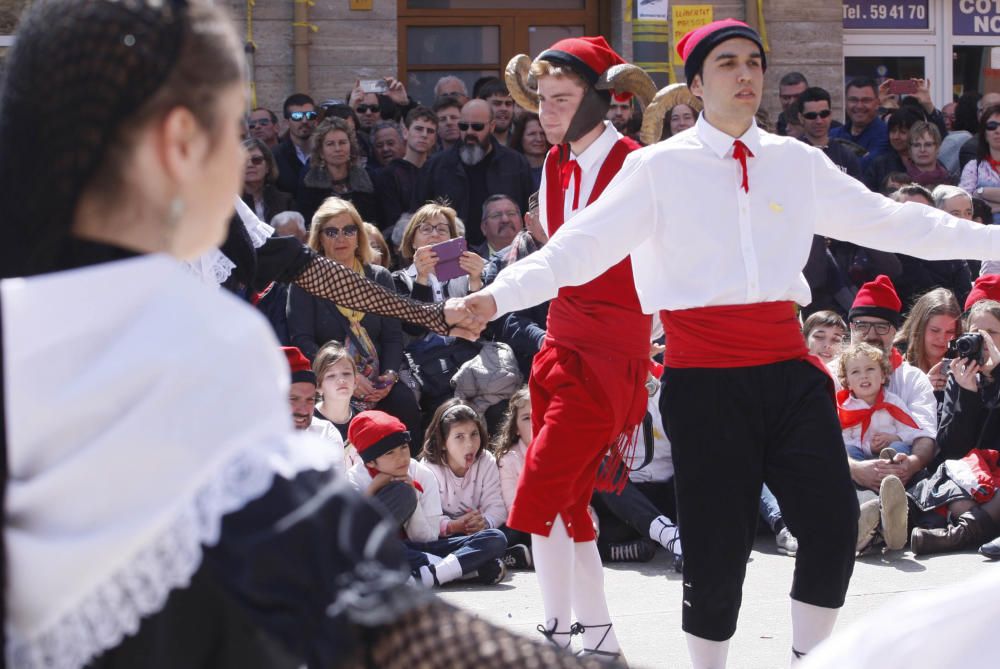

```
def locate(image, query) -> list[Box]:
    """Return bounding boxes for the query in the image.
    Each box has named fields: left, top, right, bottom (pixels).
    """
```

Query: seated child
left=803, top=310, right=847, bottom=365
left=312, top=341, right=361, bottom=466
left=837, top=341, right=933, bottom=461
left=420, top=399, right=521, bottom=573
left=491, top=386, right=534, bottom=568
left=347, top=410, right=508, bottom=587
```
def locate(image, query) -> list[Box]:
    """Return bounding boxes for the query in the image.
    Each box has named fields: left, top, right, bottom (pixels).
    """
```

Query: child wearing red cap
left=345, top=410, right=508, bottom=587
left=471, top=17, right=1000, bottom=668
left=502, top=35, right=666, bottom=659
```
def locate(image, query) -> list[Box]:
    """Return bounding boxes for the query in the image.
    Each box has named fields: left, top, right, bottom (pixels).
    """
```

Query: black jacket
left=241, top=185, right=295, bottom=227
left=295, top=164, right=379, bottom=229
left=272, top=138, right=308, bottom=196
left=286, top=262, right=403, bottom=370
left=937, top=374, right=1000, bottom=463
left=373, top=158, right=419, bottom=233
left=411, top=138, right=534, bottom=245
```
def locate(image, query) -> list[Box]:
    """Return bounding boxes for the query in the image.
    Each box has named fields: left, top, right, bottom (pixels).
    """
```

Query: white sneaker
left=776, top=527, right=799, bottom=557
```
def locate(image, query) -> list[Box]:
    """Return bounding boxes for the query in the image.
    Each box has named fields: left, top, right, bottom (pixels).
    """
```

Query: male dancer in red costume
left=501, top=37, right=668, bottom=660
left=470, top=19, right=1000, bottom=668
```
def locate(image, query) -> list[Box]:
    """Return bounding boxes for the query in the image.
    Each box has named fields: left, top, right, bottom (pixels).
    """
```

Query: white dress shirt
left=484, top=115, right=1000, bottom=318
left=544, top=121, right=623, bottom=227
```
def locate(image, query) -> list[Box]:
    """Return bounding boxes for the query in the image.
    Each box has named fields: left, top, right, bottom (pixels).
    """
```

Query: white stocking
left=790, top=599, right=838, bottom=663
left=686, top=633, right=729, bottom=669
left=531, top=516, right=574, bottom=648
left=571, top=539, right=621, bottom=655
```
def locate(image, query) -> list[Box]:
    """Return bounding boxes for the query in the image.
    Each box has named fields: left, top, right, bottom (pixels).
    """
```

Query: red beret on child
left=282, top=346, right=316, bottom=385
left=849, top=275, right=903, bottom=327
left=965, top=274, right=1000, bottom=311
left=348, top=410, right=411, bottom=463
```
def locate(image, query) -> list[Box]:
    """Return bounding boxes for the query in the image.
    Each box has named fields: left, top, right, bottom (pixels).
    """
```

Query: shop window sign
left=954, top=0, right=1000, bottom=36
left=843, top=1, right=929, bottom=29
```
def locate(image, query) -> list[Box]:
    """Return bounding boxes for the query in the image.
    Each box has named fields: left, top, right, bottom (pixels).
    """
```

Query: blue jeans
left=759, top=483, right=784, bottom=534
left=405, top=529, right=507, bottom=576
left=846, top=441, right=912, bottom=462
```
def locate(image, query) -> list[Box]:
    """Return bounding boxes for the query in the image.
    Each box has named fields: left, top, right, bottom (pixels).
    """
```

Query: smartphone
left=888, top=79, right=918, bottom=95
left=430, top=237, right=468, bottom=282
left=528, top=191, right=540, bottom=215
left=360, top=79, right=388, bottom=94
left=941, top=359, right=951, bottom=375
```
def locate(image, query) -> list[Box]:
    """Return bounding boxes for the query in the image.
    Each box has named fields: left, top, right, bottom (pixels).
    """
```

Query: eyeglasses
left=322, top=224, right=359, bottom=239
left=458, top=122, right=486, bottom=132
left=846, top=97, right=877, bottom=105
left=288, top=111, right=318, bottom=122
left=355, top=104, right=380, bottom=114
left=246, top=155, right=265, bottom=166
left=486, top=210, right=520, bottom=220
left=986, top=121, right=1000, bottom=132
left=416, top=223, right=450, bottom=235
left=910, top=141, right=937, bottom=150
left=850, top=321, right=893, bottom=335
left=247, top=118, right=272, bottom=128
left=801, top=109, right=832, bottom=120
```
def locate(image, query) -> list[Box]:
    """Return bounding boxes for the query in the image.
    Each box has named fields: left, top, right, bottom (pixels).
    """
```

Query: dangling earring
left=162, top=196, right=184, bottom=250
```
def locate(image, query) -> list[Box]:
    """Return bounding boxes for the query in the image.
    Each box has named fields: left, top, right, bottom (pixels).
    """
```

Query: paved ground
left=439, top=537, right=999, bottom=668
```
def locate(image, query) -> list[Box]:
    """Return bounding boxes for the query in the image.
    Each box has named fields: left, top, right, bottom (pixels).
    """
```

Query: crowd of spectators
left=241, top=69, right=1000, bottom=583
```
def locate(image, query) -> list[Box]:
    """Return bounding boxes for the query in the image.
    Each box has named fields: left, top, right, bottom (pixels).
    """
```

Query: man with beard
left=476, top=194, right=524, bottom=258
left=606, top=96, right=633, bottom=133
left=831, top=276, right=937, bottom=554
left=479, top=79, right=516, bottom=146
left=283, top=346, right=350, bottom=474
left=273, top=93, right=318, bottom=195
left=375, top=107, right=438, bottom=233
left=413, top=99, right=533, bottom=247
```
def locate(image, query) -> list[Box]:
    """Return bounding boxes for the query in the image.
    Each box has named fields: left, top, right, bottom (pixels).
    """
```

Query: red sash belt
left=660, top=301, right=827, bottom=378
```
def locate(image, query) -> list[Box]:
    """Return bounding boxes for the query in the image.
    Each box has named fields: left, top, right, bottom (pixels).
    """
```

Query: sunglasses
left=288, top=111, right=318, bottom=122
left=246, top=155, right=265, bottom=166
left=247, top=118, right=272, bottom=128
left=355, top=104, right=380, bottom=114
left=801, top=109, right=832, bottom=120
left=322, top=224, right=359, bottom=239
left=986, top=121, right=1000, bottom=132
left=458, top=122, right=486, bottom=132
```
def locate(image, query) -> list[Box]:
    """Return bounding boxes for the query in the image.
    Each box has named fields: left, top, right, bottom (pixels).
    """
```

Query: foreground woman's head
left=0, top=0, right=246, bottom=277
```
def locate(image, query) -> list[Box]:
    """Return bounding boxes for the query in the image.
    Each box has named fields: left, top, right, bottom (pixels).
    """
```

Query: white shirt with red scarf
left=839, top=389, right=934, bottom=458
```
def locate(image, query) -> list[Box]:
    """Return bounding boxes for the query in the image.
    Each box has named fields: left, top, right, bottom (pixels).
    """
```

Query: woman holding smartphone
left=394, top=202, right=486, bottom=415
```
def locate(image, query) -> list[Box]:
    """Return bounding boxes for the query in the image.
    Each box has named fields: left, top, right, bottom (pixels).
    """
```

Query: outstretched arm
left=292, top=255, right=479, bottom=339
left=471, top=150, right=659, bottom=321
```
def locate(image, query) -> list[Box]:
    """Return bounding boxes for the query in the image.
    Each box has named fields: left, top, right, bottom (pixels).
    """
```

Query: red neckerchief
left=836, top=387, right=918, bottom=439
left=890, top=348, right=904, bottom=370
left=560, top=158, right=582, bottom=210
left=732, top=140, right=754, bottom=193
left=366, top=464, right=423, bottom=492
left=987, top=156, right=1000, bottom=178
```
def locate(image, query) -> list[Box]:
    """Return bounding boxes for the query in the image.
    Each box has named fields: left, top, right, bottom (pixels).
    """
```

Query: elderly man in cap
left=465, top=18, right=1000, bottom=667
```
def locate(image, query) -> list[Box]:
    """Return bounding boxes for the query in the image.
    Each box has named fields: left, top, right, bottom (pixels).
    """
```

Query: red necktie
left=732, top=140, right=753, bottom=193
left=561, top=158, right=582, bottom=209
left=837, top=388, right=919, bottom=440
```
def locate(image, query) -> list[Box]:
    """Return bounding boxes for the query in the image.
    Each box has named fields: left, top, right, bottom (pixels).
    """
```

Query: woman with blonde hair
left=895, top=287, right=963, bottom=392
left=393, top=201, right=485, bottom=414
left=288, top=197, right=422, bottom=443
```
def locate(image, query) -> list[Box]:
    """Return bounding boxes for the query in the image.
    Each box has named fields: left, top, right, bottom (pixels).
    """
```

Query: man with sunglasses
left=273, top=93, right=318, bottom=195
left=413, top=99, right=533, bottom=248
left=797, top=87, right=862, bottom=181
left=247, top=107, right=279, bottom=148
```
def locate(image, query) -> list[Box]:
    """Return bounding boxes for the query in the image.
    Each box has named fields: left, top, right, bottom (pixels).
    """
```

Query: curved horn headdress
left=505, top=54, right=539, bottom=113
left=639, top=84, right=703, bottom=145
left=595, top=63, right=657, bottom=109
left=505, top=54, right=657, bottom=115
